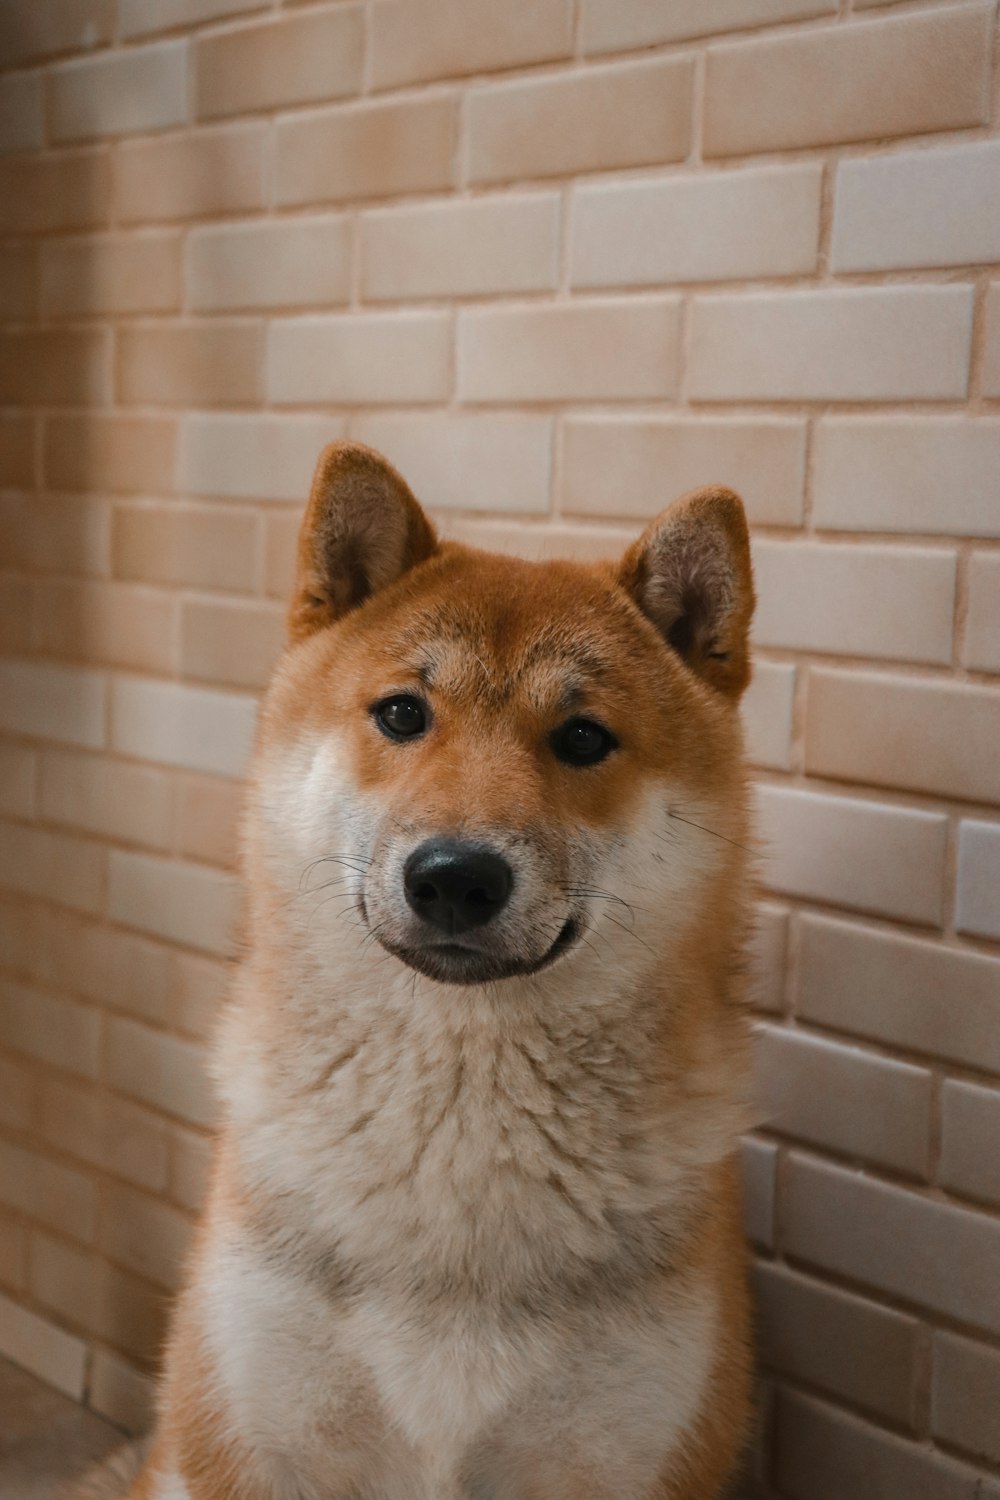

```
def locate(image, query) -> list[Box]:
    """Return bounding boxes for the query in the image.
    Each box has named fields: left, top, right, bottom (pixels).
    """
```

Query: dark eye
left=551, top=717, right=617, bottom=767
left=373, top=694, right=428, bottom=741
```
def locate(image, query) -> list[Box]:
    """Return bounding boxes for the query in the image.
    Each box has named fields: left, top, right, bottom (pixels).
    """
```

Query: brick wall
left=0, top=0, right=998, bottom=1491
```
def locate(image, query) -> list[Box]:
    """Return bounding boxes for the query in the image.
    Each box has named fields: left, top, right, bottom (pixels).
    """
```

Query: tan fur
left=126, top=444, right=757, bottom=1500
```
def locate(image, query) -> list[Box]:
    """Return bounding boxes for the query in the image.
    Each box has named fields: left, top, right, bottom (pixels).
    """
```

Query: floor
left=0, top=1356, right=127, bottom=1499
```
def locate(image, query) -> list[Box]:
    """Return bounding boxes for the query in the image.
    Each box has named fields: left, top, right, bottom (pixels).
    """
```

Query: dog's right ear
left=289, top=442, right=438, bottom=643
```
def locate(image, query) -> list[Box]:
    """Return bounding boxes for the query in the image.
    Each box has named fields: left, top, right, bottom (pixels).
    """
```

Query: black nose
left=403, top=840, right=513, bottom=935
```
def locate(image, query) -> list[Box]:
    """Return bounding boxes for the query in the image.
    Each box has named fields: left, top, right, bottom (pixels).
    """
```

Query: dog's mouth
left=379, top=916, right=582, bottom=986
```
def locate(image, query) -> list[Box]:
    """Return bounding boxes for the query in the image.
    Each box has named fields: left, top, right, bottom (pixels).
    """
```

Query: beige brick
left=582, top=0, right=833, bottom=53
left=0, top=660, right=105, bottom=748
left=798, top=913, right=1000, bottom=1073
left=264, top=512, right=299, bottom=600
left=0, top=1137, right=97, bottom=1240
left=941, top=1080, right=1000, bottom=1209
left=44, top=413, right=177, bottom=494
left=175, top=775, right=243, bottom=870
left=39, top=747, right=172, bottom=849
left=180, top=597, right=285, bottom=690
left=276, top=95, right=457, bottom=208
left=195, top=7, right=363, bottom=120
left=756, top=785, right=947, bottom=925
left=704, top=4, right=992, bottom=157
left=459, top=298, right=681, bottom=403
left=0, top=413, right=34, bottom=487
left=114, top=502, right=260, bottom=592
left=352, top=411, right=553, bottom=513
left=562, top=415, right=806, bottom=528
left=0, top=574, right=31, bottom=654
left=468, top=56, right=693, bottom=186
left=115, top=122, right=266, bottom=224
left=956, top=820, right=1000, bottom=942
left=0, top=0, right=113, bottom=67
left=0, top=71, right=43, bottom=154
left=0, top=494, right=111, bottom=577
left=101, top=1183, right=192, bottom=1291
left=964, top=553, right=1000, bottom=673
left=34, top=908, right=172, bottom=1027
left=268, top=312, right=451, bottom=405
left=118, top=321, right=264, bottom=408
left=742, top=660, right=794, bottom=773
left=170, top=951, right=227, bottom=1040
left=814, top=417, right=1000, bottom=538
left=438, top=516, right=635, bottom=563
left=39, top=1080, right=169, bottom=1194
left=806, top=669, right=1000, bottom=804
left=169, top=1127, right=213, bottom=1213
left=983, top=283, right=1000, bottom=398
left=0, top=1211, right=25, bottom=1293
left=0, top=327, right=112, bottom=406
left=187, top=214, right=351, bottom=311
left=0, top=1291, right=87, bottom=1401
left=110, top=849, right=238, bottom=957
left=31, top=579, right=178, bottom=675
left=755, top=1024, right=932, bottom=1176
left=754, top=541, right=956, bottom=665
left=0, top=1054, right=35, bottom=1133
left=0, top=245, right=36, bottom=322
left=28, top=1234, right=168, bottom=1366
left=40, top=232, right=182, bottom=319
left=362, top=193, right=559, bottom=302
left=88, top=1348, right=154, bottom=1435
left=177, top=411, right=346, bottom=501
left=740, top=1136, right=776, bottom=1249
left=756, top=1263, right=920, bottom=1426
left=933, top=1332, right=1000, bottom=1466
left=371, top=0, right=571, bottom=88
left=111, top=676, right=257, bottom=778
left=833, top=139, right=1000, bottom=273
left=121, top=0, right=266, bottom=36
left=0, top=148, right=111, bottom=234
left=0, top=745, right=36, bottom=821
left=107, top=1016, right=215, bottom=1127
left=748, top=902, right=788, bottom=1014
left=51, top=40, right=188, bottom=143
left=0, top=821, right=104, bottom=917
left=773, top=1388, right=999, bottom=1500
left=782, top=1151, right=1000, bottom=1336
left=689, top=286, right=974, bottom=402
left=572, top=164, right=821, bottom=289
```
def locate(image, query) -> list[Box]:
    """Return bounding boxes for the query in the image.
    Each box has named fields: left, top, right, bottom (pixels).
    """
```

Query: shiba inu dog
left=126, top=442, right=757, bottom=1500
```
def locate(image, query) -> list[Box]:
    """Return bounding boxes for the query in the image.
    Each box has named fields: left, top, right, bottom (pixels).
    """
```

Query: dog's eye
left=373, top=694, right=428, bottom=741
left=551, top=718, right=617, bottom=767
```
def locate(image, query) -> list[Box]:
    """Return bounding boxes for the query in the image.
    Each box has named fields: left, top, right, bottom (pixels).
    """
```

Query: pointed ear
left=289, top=442, right=438, bottom=642
left=618, top=486, right=755, bottom=699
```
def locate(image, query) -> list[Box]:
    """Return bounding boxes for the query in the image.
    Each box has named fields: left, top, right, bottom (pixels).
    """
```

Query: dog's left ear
left=618, top=486, right=755, bottom=699
left=289, top=442, right=438, bottom=642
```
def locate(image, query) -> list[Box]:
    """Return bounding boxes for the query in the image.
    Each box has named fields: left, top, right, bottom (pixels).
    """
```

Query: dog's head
left=250, top=443, right=755, bottom=993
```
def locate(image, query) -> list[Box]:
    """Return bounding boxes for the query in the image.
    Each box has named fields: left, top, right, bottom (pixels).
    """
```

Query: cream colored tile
left=963, top=552, right=1000, bottom=672
left=40, top=232, right=182, bottom=318
left=51, top=40, right=188, bottom=142
left=468, top=55, right=693, bottom=185
left=0, top=327, right=112, bottom=406
left=121, top=0, right=265, bottom=36
left=941, top=1080, right=1000, bottom=1209
left=688, top=286, right=973, bottom=402
left=353, top=411, right=552, bottom=513
left=742, top=660, right=795, bottom=772
left=31, top=579, right=178, bottom=674
left=0, top=147, right=110, bottom=234
left=0, top=744, right=36, bottom=820
left=180, top=597, right=285, bottom=689
left=571, top=164, right=821, bottom=288
left=805, top=669, right=1000, bottom=803
left=0, top=977, right=101, bottom=1076
left=115, top=121, right=267, bottom=224
left=704, top=4, right=991, bottom=156
left=39, top=747, right=172, bottom=849
left=371, top=0, right=572, bottom=88
left=39, top=1079, right=169, bottom=1194
left=44, top=413, right=178, bottom=494
left=268, top=312, right=451, bottom=405
left=111, top=676, right=257, bottom=777
left=187, top=214, right=351, bottom=311
left=0, top=495, right=111, bottom=577
left=100, top=1182, right=193, bottom=1290
left=753, top=541, right=956, bottom=664
left=362, top=193, right=559, bottom=301
left=118, top=321, right=264, bottom=407
left=741, top=1136, right=776, bottom=1248
left=982, top=283, right=1000, bottom=398
left=114, top=502, right=259, bottom=593
left=756, top=785, right=947, bottom=925
left=88, top=1348, right=155, bottom=1435
left=0, top=1137, right=97, bottom=1241
left=109, top=849, right=239, bottom=956
left=0, top=1291, right=87, bottom=1400
left=814, top=417, right=1000, bottom=537
left=955, top=820, right=1000, bottom=942
left=106, top=1015, right=215, bottom=1127
left=748, top=902, right=788, bottom=1014
left=833, top=139, right=1000, bottom=272
left=195, top=7, right=363, bottom=120
left=582, top=0, right=833, bottom=53
left=459, top=297, right=682, bottom=402
left=933, top=1332, right=1000, bottom=1467
left=0, top=820, right=105, bottom=916
left=177, top=411, right=346, bottom=501
left=0, top=0, right=113, bottom=66
left=276, top=96, right=457, bottom=207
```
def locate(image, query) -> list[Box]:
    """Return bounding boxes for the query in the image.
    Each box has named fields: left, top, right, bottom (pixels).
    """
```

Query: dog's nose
left=403, top=841, right=512, bottom=934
